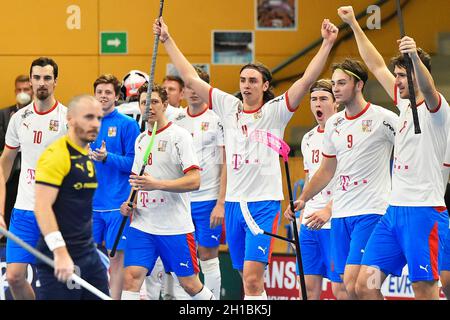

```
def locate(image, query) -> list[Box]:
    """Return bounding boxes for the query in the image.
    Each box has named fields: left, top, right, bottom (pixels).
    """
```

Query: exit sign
left=100, top=32, right=127, bottom=54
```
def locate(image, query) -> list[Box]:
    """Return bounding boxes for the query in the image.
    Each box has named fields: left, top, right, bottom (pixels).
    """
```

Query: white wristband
left=44, top=231, right=66, bottom=251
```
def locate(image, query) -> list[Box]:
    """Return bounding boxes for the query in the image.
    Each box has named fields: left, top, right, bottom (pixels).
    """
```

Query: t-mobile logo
left=340, top=175, right=351, bottom=191
left=232, top=154, right=243, bottom=170
left=26, top=169, right=35, bottom=185
left=140, top=192, right=149, bottom=208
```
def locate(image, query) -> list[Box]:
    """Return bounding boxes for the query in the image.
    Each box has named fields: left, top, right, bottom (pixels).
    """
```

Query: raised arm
left=288, top=19, right=339, bottom=109
left=398, top=36, right=440, bottom=110
left=338, top=6, right=395, bottom=100
left=154, top=18, right=211, bottom=103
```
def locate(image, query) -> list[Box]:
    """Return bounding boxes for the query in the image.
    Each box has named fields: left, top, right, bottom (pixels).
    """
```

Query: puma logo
left=211, top=235, right=219, bottom=241
left=258, top=246, right=267, bottom=255
left=22, top=122, right=30, bottom=129
left=75, top=163, right=85, bottom=172
left=179, top=261, right=189, bottom=268
left=419, top=265, right=429, bottom=273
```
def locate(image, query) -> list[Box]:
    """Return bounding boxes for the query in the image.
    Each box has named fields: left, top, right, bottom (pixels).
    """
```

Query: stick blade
left=249, top=129, right=290, bottom=161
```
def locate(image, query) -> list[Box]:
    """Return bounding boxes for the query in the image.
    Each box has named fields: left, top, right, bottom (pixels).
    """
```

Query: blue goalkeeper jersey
left=91, top=109, right=140, bottom=210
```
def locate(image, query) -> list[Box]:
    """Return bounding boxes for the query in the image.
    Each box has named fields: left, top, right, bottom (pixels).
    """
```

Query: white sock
left=200, top=258, right=221, bottom=300
left=121, top=290, right=141, bottom=300
left=171, top=273, right=192, bottom=300
left=145, top=258, right=165, bottom=300
left=245, top=291, right=267, bottom=300
left=192, top=286, right=216, bottom=300
left=162, top=273, right=175, bottom=300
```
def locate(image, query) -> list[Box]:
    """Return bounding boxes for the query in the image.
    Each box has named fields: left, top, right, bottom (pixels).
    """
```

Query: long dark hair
left=237, top=62, right=275, bottom=103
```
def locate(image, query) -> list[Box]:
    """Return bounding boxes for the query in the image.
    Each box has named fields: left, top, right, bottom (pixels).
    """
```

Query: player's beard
left=75, top=126, right=98, bottom=144
left=36, top=88, right=50, bottom=101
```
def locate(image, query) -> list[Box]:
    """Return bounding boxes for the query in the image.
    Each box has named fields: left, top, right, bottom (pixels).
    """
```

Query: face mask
left=16, top=92, right=31, bottom=105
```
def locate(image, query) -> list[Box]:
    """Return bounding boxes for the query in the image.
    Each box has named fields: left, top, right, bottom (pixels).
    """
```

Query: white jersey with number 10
left=5, top=101, right=68, bottom=211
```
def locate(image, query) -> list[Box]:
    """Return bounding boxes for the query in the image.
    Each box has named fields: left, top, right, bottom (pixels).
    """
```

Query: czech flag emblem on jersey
left=201, top=122, right=209, bottom=131
left=49, top=120, right=59, bottom=132
left=361, top=120, right=373, bottom=133
left=108, top=126, right=117, bottom=137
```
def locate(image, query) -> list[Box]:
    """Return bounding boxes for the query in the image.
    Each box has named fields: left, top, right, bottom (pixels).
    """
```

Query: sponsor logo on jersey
left=305, top=131, right=314, bottom=141
left=333, top=117, right=345, bottom=135
left=333, top=117, right=345, bottom=127
left=73, top=182, right=98, bottom=190
left=22, top=122, right=30, bottom=130
left=175, top=113, right=186, bottom=121
left=361, top=120, right=372, bottom=133
left=158, top=140, right=167, bottom=152
left=21, top=109, right=33, bottom=119
left=137, top=133, right=146, bottom=144
left=339, top=175, right=351, bottom=191
left=49, top=120, right=59, bottom=132
left=383, top=121, right=396, bottom=136
left=108, top=126, right=117, bottom=137
left=26, top=168, right=35, bottom=185
left=269, top=96, right=285, bottom=104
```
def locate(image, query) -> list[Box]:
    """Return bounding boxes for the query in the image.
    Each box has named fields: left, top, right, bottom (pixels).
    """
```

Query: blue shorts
left=362, top=206, right=449, bottom=282
left=6, top=209, right=41, bottom=264
left=331, top=214, right=382, bottom=275
left=124, top=227, right=200, bottom=277
left=191, top=200, right=222, bottom=248
left=299, top=224, right=342, bottom=283
left=93, top=209, right=130, bottom=251
left=225, top=201, right=280, bottom=271
left=36, top=248, right=109, bottom=300
left=440, top=228, right=450, bottom=272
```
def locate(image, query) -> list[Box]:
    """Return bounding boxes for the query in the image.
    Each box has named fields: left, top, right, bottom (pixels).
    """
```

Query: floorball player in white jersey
left=285, top=58, right=398, bottom=300
left=295, top=79, right=348, bottom=300
left=338, top=6, right=450, bottom=300
left=145, top=68, right=226, bottom=301
left=120, top=83, right=215, bottom=300
left=0, top=57, right=67, bottom=300
left=173, top=66, right=226, bottom=299
left=154, top=17, right=339, bottom=299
